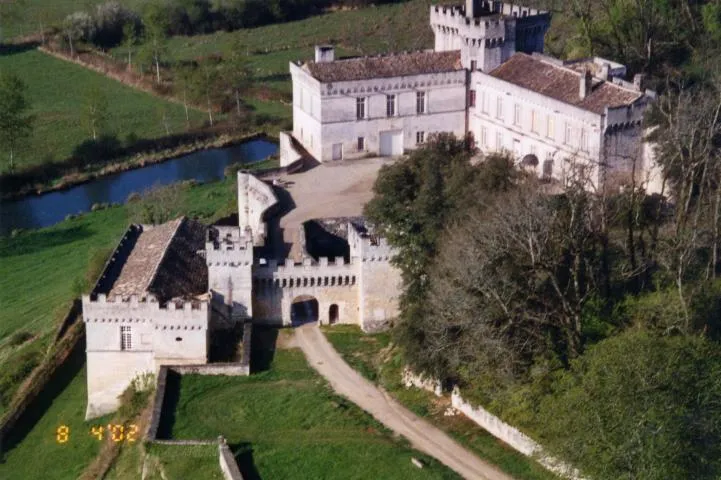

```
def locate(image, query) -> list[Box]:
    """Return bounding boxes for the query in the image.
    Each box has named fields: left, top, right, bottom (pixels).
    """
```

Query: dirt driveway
left=294, top=324, right=516, bottom=480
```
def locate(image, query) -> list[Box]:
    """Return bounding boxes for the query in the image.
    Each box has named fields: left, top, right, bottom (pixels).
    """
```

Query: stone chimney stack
left=633, top=73, right=646, bottom=91
left=314, top=45, right=335, bottom=63
left=580, top=69, right=592, bottom=100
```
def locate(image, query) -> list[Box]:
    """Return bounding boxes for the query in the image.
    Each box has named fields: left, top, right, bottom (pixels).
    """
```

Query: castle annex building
left=82, top=173, right=401, bottom=418
left=285, top=0, right=661, bottom=191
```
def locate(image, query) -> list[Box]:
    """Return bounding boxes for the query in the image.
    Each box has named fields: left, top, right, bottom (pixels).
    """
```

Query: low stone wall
left=170, top=364, right=249, bottom=375
left=240, top=322, right=253, bottom=374
left=218, top=436, right=244, bottom=480
left=450, top=388, right=586, bottom=480
left=402, top=367, right=442, bottom=397
left=145, top=366, right=170, bottom=442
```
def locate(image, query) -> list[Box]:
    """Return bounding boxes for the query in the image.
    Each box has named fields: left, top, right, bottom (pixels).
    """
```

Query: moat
left=0, top=139, right=278, bottom=235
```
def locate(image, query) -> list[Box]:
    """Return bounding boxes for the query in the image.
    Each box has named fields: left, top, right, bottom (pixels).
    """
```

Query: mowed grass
left=323, top=325, right=560, bottom=480
left=0, top=363, right=109, bottom=480
left=165, top=348, right=460, bottom=479
left=106, top=443, right=223, bottom=480
left=0, top=48, right=204, bottom=172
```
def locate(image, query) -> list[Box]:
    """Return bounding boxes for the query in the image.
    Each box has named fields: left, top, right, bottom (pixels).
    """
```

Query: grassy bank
left=322, top=325, right=558, bottom=480
left=163, top=347, right=459, bottom=479
left=0, top=48, right=205, bottom=172
left=0, top=362, right=108, bottom=480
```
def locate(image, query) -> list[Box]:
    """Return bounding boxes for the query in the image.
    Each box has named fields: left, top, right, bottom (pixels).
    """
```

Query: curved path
left=294, top=324, right=515, bottom=480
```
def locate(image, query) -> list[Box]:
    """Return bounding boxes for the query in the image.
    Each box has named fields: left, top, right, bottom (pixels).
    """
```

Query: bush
left=8, top=331, right=34, bottom=347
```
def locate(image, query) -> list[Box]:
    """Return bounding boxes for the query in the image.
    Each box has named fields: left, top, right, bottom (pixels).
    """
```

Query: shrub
left=8, top=331, right=33, bottom=347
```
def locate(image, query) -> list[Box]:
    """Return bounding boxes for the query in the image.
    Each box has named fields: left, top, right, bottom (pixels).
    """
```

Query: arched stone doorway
left=291, top=295, right=319, bottom=326
left=329, top=304, right=339, bottom=324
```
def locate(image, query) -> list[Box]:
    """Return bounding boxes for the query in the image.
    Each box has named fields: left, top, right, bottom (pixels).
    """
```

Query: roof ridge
left=146, top=217, right=185, bottom=297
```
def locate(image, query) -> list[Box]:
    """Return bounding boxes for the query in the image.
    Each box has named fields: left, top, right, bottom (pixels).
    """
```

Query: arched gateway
left=290, top=295, right=319, bottom=325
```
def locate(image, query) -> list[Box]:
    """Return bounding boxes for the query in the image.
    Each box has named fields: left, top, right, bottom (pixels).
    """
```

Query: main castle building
left=285, top=0, right=661, bottom=191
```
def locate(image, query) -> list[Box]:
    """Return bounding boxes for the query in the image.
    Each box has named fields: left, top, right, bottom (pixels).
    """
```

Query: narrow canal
left=0, top=139, right=278, bottom=235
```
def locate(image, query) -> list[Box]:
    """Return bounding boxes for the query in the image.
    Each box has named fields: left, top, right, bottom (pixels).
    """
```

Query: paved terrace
left=271, top=157, right=393, bottom=261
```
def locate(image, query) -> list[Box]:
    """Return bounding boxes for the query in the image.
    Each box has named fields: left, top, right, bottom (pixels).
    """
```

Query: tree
left=0, top=73, right=33, bottom=173
left=221, top=49, right=253, bottom=118
left=141, top=1, right=170, bottom=84
left=188, top=56, right=224, bottom=126
left=538, top=331, right=721, bottom=480
left=173, top=63, right=195, bottom=128
left=82, top=87, right=109, bottom=140
left=63, top=11, right=96, bottom=57
left=128, top=183, right=184, bottom=225
left=122, top=20, right=139, bottom=70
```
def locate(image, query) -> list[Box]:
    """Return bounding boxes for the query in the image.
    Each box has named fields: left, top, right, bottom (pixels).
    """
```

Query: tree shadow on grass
left=232, top=442, right=262, bottom=480
left=250, top=326, right=278, bottom=374
left=0, top=224, right=92, bottom=257
left=155, top=370, right=181, bottom=440
left=0, top=336, right=85, bottom=459
left=0, top=42, right=39, bottom=56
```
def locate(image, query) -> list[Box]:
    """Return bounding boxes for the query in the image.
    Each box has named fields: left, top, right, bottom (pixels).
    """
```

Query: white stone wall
left=252, top=257, right=361, bottom=325
left=206, top=238, right=254, bottom=319
left=470, top=70, right=605, bottom=184
left=83, top=295, right=209, bottom=418
left=291, top=67, right=467, bottom=162
left=237, top=172, right=278, bottom=244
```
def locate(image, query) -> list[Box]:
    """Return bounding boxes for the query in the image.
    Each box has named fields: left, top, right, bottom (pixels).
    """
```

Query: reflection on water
left=0, top=139, right=278, bottom=235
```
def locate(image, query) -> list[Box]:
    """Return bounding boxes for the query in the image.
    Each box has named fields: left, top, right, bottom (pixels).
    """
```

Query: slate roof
left=489, top=53, right=643, bottom=114
left=108, top=217, right=207, bottom=302
left=303, top=50, right=462, bottom=83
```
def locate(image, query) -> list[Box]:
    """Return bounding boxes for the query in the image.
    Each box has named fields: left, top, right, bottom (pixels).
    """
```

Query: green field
left=0, top=47, right=204, bottom=172
left=0, top=361, right=109, bottom=480
left=322, top=325, right=559, bottom=480
left=163, top=347, right=459, bottom=479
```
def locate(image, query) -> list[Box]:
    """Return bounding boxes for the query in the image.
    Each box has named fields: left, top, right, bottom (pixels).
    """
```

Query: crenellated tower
left=430, top=1, right=550, bottom=72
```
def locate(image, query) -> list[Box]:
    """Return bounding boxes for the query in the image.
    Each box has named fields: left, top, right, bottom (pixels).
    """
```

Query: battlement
left=84, top=293, right=208, bottom=311
left=82, top=292, right=209, bottom=327
left=253, top=256, right=354, bottom=272
left=431, top=2, right=546, bottom=22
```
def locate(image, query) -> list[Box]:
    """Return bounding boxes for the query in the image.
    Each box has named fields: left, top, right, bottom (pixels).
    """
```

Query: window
left=470, top=60, right=477, bottom=71
left=580, top=129, right=588, bottom=152
left=564, top=122, right=573, bottom=145
left=480, top=126, right=488, bottom=147
left=416, top=131, right=425, bottom=144
left=416, top=91, right=426, bottom=114
left=386, top=94, right=396, bottom=117
left=356, top=97, right=366, bottom=120
left=530, top=110, right=537, bottom=132
left=120, top=326, right=132, bottom=351
left=496, top=131, right=503, bottom=149
left=469, top=89, right=476, bottom=107
left=357, top=136, right=365, bottom=151
left=546, top=115, right=555, bottom=139
left=496, top=96, right=503, bottom=119
left=513, top=104, right=521, bottom=126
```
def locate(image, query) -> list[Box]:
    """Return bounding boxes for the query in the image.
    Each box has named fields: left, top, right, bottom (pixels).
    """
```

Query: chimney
left=633, top=73, right=645, bottom=91
left=579, top=69, right=592, bottom=100
left=314, top=45, right=335, bottom=63
left=599, top=62, right=610, bottom=80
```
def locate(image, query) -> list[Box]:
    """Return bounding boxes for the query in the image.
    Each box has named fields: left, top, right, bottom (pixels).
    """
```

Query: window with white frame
left=542, top=158, right=553, bottom=179
left=386, top=94, right=396, bottom=117
left=470, top=60, right=477, bottom=71
left=547, top=115, right=555, bottom=139
left=496, top=131, right=503, bottom=149
left=496, top=96, right=503, bottom=120
left=356, top=97, right=366, bottom=120
left=357, top=136, right=365, bottom=151
left=580, top=129, right=588, bottom=152
left=416, top=91, right=426, bottom=114
left=120, top=326, right=132, bottom=351
left=513, top=104, right=521, bottom=125
left=480, top=126, right=488, bottom=147
left=531, top=110, right=539, bottom=133
left=416, top=131, right=425, bottom=144
left=564, top=122, right=573, bottom=145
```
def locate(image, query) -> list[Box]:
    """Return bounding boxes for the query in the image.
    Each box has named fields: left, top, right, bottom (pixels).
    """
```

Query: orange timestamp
left=55, top=424, right=139, bottom=444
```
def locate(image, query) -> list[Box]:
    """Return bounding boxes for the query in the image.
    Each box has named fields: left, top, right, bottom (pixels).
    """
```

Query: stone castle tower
left=430, top=0, right=550, bottom=71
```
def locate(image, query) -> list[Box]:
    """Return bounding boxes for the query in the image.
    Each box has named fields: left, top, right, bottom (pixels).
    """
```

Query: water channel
left=0, top=139, right=278, bottom=236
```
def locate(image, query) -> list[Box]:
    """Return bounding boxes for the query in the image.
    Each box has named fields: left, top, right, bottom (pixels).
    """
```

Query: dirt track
left=294, top=324, right=516, bottom=480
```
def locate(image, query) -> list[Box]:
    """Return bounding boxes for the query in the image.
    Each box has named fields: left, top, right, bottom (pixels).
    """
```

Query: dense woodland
left=365, top=2, right=721, bottom=478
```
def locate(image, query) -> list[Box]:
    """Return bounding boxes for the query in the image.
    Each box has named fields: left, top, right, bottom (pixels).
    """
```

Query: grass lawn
left=105, top=442, right=223, bottom=480
left=0, top=174, right=241, bottom=416
left=0, top=359, right=109, bottom=480
left=322, top=325, right=559, bottom=480
left=163, top=347, right=460, bottom=479
left=0, top=48, right=205, bottom=172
